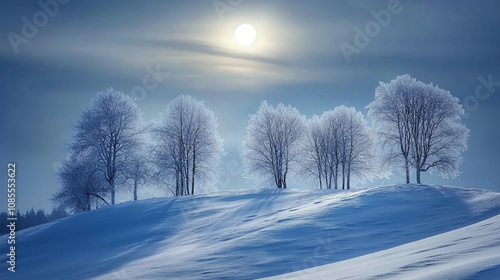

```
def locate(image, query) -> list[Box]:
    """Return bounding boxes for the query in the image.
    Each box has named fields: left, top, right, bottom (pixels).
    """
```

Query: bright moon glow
left=234, top=24, right=257, bottom=46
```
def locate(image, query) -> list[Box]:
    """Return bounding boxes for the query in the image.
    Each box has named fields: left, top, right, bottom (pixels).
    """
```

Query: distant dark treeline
left=0, top=206, right=68, bottom=235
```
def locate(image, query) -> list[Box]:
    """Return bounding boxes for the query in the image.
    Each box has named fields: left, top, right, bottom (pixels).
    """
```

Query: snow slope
left=264, top=213, right=500, bottom=280
left=1, top=184, right=499, bottom=280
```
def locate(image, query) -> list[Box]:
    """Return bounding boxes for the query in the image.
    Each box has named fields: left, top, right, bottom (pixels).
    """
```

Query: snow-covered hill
left=1, top=185, right=499, bottom=280
left=264, top=210, right=500, bottom=280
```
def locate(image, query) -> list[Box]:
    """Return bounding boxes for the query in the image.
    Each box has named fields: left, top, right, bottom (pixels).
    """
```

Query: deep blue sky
left=1, top=0, right=499, bottom=212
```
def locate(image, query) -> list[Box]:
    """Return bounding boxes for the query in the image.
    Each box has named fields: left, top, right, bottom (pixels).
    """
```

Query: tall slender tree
left=303, top=106, right=373, bottom=189
left=70, top=88, right=144, bottom=204
left=153, top=95, right=223, bottom=196
left=242, top=101, right=306, bottom=189
left=122, top=141, right=152, bottom=201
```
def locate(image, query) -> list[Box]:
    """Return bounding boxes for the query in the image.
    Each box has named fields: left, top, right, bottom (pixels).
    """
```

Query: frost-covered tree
left=368, top=75, right=469, bottom=184
left=408, top=83, right=469, bottom=183
left=303, top=115, right=329, bottom=189
left=122, top=139, right=153, bottom=201
left=70, top=88, right=144, bottom=204
left=54, top=155, right=109, bottom=213
left=368, top=75, right=413, bottom=183
left=303, top=106, right=373, bottom=189
left=152, top=95, right=223, bottom=196
left=337, top=106, right=374, bottom=189
left=242, top=101, right=306, bottom=189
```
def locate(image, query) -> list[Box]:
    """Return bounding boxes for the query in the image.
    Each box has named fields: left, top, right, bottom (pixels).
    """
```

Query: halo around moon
left=234, top=24, right=257, bottom=46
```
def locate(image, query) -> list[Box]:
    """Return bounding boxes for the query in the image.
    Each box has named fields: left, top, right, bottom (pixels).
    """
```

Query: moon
left=234, top=24, right=257, bottom=46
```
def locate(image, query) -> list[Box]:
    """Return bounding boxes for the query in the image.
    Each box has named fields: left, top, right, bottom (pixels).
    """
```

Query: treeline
left=242, top=75, right=468, bottom=189
left=0, top=206, right=68, bottom=235
left=243, top=103, right=374, bottom=190
left=53, top=92, right=223, bottom=214
left=53, top=74, right=469, bottom=214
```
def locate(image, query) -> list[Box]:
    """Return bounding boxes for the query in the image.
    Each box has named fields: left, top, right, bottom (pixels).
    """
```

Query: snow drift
left=1, top=184, right=499, bottom=280
left=264, top=213, right=500, bottom=280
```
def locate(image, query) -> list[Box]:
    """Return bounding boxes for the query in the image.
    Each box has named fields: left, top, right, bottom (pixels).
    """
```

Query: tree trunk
left=342, top=165, right=345, bottom=190
left=416, top=168, right=421, bottom=184
left=346, top=164, right=351, bottom=190
left=180, top=167, right=184, bottom=196
left=334, top=164, right=338, bottom=189
left=325, top=172, right=329, bottom=190
left=185, top=156, right=190, bottom=195
left=176, top=170, right=180, bottom=196
left=191, top=175, right=195, bottom=195
left=277, top=167, right=283, bottom=188
left=405, top=160, right=410, bottom=184
left=319, top=172, right=323, bottom=190
left=192, top=146, right=196, bottom=195
left=133, top=179, right=138, bottom=201
left=111, top=180, right=115, bottom=205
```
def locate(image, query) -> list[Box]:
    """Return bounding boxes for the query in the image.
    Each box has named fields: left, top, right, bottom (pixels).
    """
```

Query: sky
left=1, top=0, right=499, bottom=212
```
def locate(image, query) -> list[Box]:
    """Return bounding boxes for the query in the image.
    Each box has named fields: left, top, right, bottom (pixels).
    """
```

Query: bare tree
left=368, top=75, right=469, bottom=184
left=368, top=76, right=414, bottom=183
left=303, top=113, right=341, bottom=190
left=409, top=83, right=469, bottom=183
left=54, top=155, right=109, bottom=213
left=122, top=140, right=153, bottom=201
left=303, top=115, right=327, bottom=189
left=303, top=106, right=373, bottom=189
left=242, top=101, right=306, bottom=189
left=152, top=95, right=223, bottom=196
left=70, top=88, right=144, bottom=204
left=339, top=106, right=373, bottom=189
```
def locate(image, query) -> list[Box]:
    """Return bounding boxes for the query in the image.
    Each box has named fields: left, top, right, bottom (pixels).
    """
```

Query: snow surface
left=1, top=184, right=499, bottom=280
left=264, top=212, right=500, bottom=280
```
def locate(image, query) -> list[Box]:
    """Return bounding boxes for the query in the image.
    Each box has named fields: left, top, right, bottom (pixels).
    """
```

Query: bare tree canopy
left=54, top=155, right=109, bottom=213
left=242, top=101, right=306, bottom=189
left=303, top=106, right=374, bottom=190
left=368, top=75, right=469, bottom=184
left=152, top=95, right=224, bottom=196
left=70, top=88, right=144, bottom=204
left=52, top=76, right=470, bottom=214
left=121, top=135, right=153, bottom=201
